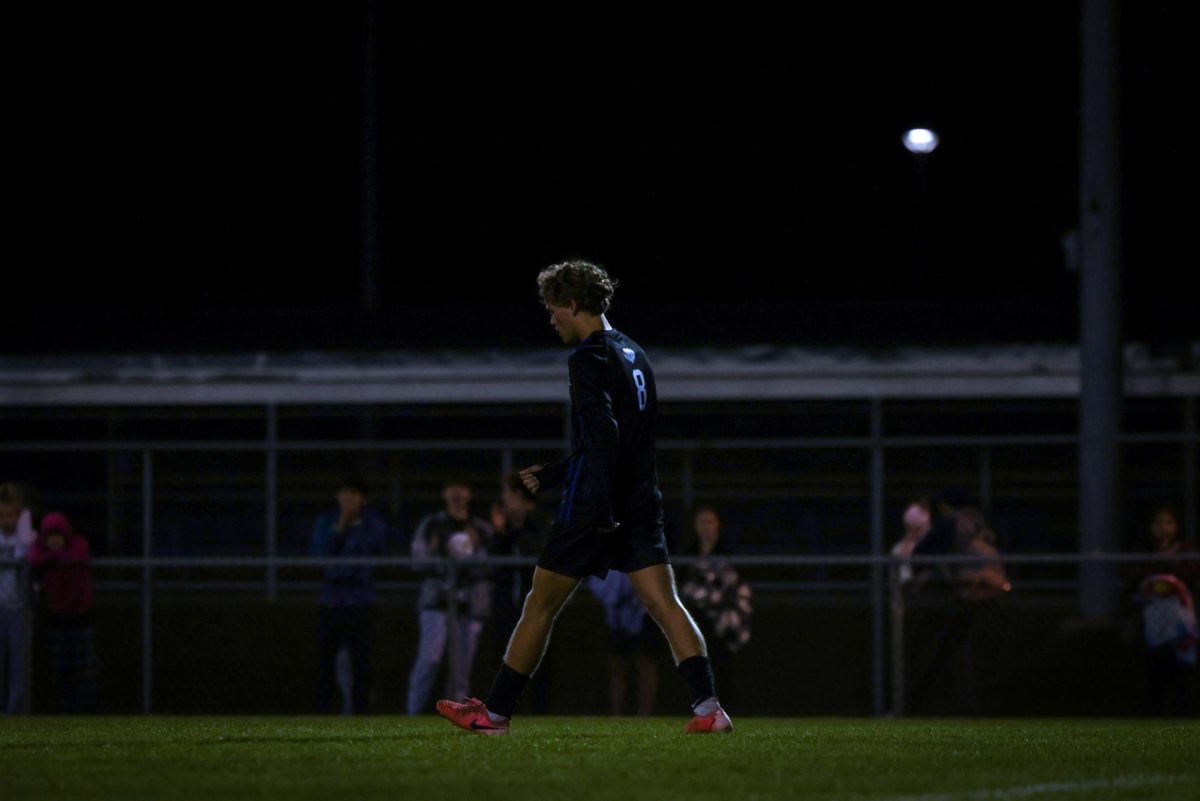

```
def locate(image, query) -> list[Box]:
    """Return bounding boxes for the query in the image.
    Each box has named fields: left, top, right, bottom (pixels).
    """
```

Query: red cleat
left=436, top=696, right=510, bottom=736
left=684, top=705, right=733, bottom=734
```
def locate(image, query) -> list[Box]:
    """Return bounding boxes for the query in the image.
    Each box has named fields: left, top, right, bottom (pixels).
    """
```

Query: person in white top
left=891, top=498, right=932, bottom=587
left=0, top=482, right=37, bottom=714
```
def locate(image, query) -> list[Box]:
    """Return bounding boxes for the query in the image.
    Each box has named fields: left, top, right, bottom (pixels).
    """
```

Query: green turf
left=1, top=717, right=1197, bottom=801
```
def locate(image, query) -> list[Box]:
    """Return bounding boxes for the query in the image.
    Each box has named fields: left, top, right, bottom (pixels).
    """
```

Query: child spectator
left=1127, top=505, right=1198, bottom=716
left=1134, top=573, right=1197, bottom=717
left=29, top=512, right=98, bottom=712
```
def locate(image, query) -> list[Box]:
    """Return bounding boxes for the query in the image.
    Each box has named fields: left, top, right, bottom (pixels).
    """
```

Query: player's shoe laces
left=684, top=705, right=733, bottom=734
left=436, top=696, right=510, bottom=736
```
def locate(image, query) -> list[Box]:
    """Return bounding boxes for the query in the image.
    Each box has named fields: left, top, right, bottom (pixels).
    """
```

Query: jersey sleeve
left=569, top=347, right=620, bottom=525
left=536, top=456, right=571, bottom=491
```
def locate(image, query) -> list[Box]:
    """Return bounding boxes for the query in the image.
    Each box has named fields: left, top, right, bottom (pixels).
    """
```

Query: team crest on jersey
left=622, top=348, right=636, bottom=364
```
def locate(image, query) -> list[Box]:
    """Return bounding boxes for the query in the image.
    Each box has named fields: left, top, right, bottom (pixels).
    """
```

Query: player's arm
left=569, top=348, right=619, bottom=525
left=521, top=457, right=570, bottom=494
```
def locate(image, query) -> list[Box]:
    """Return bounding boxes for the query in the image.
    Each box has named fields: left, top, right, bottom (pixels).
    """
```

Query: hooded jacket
left=28, top=512, right=95, bottom=619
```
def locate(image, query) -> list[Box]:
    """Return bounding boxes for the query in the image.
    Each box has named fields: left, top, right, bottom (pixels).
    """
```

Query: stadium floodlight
left=902, top=128, right=939, bottom=154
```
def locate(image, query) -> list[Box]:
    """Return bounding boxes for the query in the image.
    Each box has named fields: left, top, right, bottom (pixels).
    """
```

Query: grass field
left=2, top=717, right=1197, bottom=801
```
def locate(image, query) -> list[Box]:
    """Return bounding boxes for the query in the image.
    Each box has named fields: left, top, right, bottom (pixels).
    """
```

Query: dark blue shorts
left=537, top=518, right=669, bottom=579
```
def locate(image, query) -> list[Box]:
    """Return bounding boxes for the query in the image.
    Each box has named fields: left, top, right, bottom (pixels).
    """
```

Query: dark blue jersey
left=538, top=328, right=662, bottom=527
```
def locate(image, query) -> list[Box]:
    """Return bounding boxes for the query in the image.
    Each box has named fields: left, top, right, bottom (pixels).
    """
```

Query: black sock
left=486, top=662, right=530, bottom=719
left=677, top=655, right=716, bottom=709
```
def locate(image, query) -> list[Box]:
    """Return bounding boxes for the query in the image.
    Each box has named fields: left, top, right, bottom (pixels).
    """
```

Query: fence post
left=106, top=412, right=121, bottom=554
left=888, top=560, right=904, bottom=717
left=1185, top=396, right=1197, bottom=544
left=18, top=563, right=33, bottom=714
left=142, top=449, right=154, bottom=714
left=266, top=404, right=279, bottom=601
left=870, top=397, right=886, bottom=716
left=444, top=557, right=460, bottom=702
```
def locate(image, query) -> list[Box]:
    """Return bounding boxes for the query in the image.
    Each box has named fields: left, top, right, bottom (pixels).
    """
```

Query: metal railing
left=7, top=551, right=1198, bottom=717
left=2, top=396, right=1197, bottom=713
left=8, top=415, right=1198, bottom=693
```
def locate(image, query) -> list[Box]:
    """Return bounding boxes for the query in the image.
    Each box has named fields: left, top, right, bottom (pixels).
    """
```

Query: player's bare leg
left=626, top=563, right=705, bottom=662
left=437, top=566, right=578, bottom=734
left=503, top=567, right=580, bottom=674
left=628, top=563, right=733, bottom=733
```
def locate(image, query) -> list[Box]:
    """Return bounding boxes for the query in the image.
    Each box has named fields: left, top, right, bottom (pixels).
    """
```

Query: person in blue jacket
left=311, top=479, right=386, bottom=714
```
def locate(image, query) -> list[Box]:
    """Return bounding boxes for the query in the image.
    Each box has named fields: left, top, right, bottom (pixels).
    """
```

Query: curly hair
left=536, top=259, right=618, bottom=315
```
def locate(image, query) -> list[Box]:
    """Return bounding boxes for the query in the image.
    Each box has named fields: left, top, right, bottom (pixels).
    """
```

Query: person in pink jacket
left=0, top=482, right=37, bottom=714
left=29, top=512, right=97, bottom=712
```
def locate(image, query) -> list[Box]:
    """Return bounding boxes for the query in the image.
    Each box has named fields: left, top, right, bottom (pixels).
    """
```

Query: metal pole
left=888, top=560, right=904, bottom=717
left=870, top=398, right=886, bottom=716
left=266, top=404, right=279, bottom=601
left=1185, top=396, right=1197, bottom=544
left=18, top=563, right=33, bottom=713
left=142, top=449, right=154, bottom=714
left=1078, top=0, right=1123, bottom=621
left=106, top=412, right=120, bottom=554
left=444, top=559, right=460, bottom=701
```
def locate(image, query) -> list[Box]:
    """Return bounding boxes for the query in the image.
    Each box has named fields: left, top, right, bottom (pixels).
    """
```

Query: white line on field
left=879, top=774, right=1182, bottom=801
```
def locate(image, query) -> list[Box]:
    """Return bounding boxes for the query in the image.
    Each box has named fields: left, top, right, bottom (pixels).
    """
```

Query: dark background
left=10, top=3, right=1194, bottom=353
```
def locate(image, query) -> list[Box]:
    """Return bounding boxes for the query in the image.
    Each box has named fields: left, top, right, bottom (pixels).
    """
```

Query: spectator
left=310, top=479, right=386, bottom=714
left=588, top=570, right=663, bottom=715
left=891, top=497, right=932, bottom=588
left=406, top=479, right=494, bottom=715
left=488, top=472, right=550, bottom=712
left=1, top=483, right=37, bottom=714
left=906, top=488, right=1010, bottom=715
left=1134, top=573, right=1197, bottom=717
left=1128, top=504, right=1198, bottom=716
left=1131, top=505, right=1199, bottom=590
left=678, top=506, right=752, bottom=706
left=28, top=512, right=97, bottom=713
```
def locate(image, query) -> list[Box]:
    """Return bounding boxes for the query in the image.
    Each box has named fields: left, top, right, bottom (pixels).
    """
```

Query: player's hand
left=519, top=464, right=542, bottom=494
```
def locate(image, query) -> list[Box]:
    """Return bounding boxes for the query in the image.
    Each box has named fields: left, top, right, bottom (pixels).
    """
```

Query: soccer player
left=437, top=259, right=731, bottom=734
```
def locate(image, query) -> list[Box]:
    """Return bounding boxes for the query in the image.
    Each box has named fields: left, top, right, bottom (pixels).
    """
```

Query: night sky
left=11, top=3, right=1195, bottom=354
